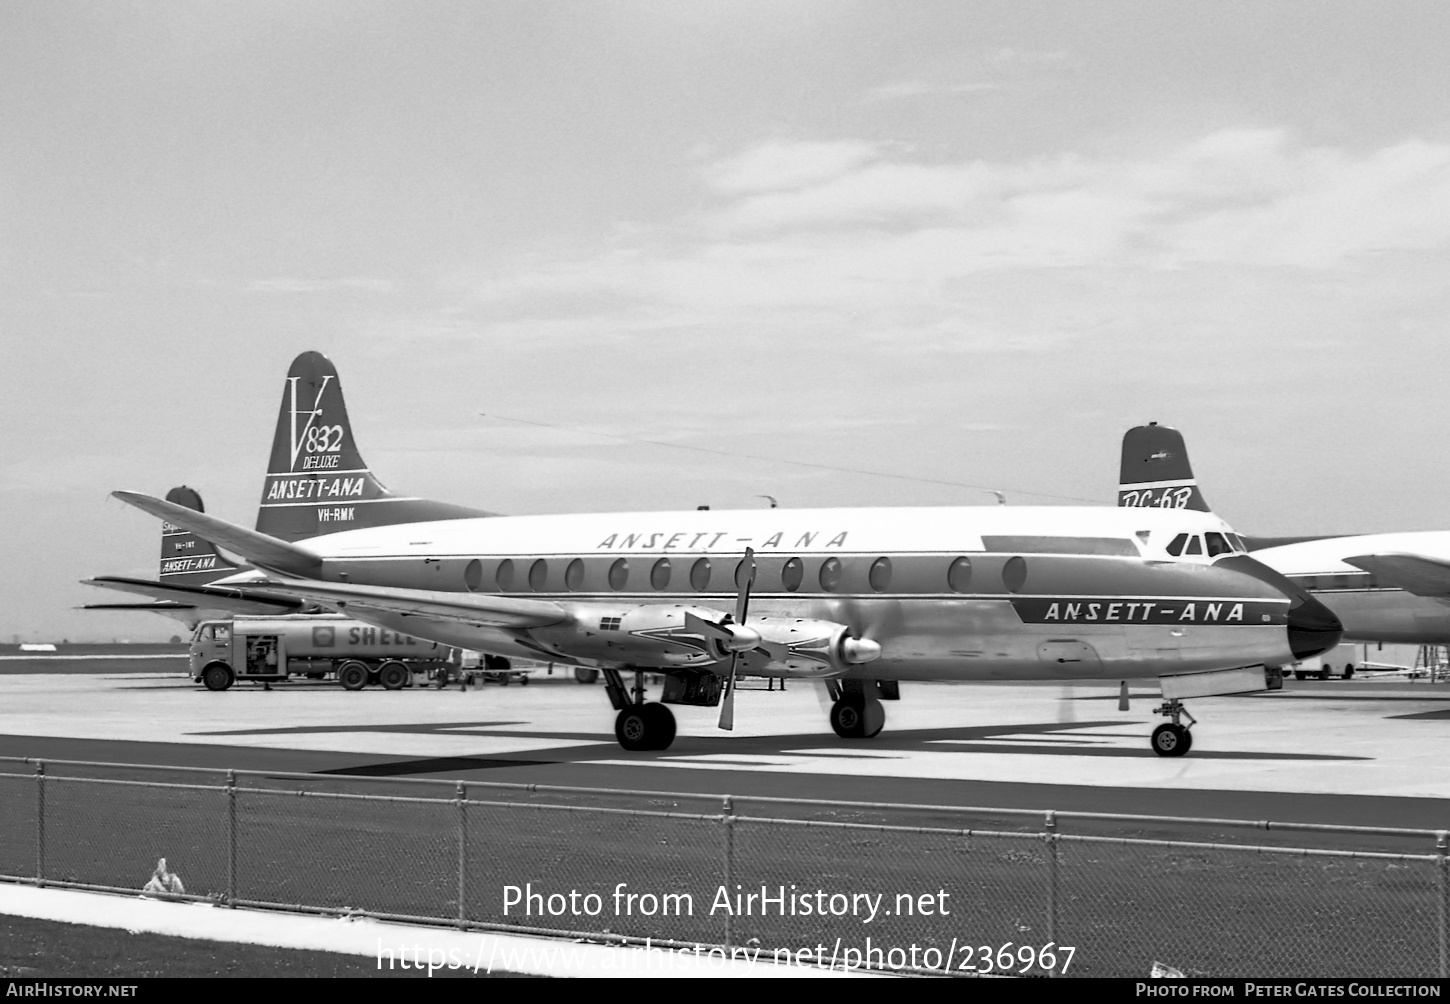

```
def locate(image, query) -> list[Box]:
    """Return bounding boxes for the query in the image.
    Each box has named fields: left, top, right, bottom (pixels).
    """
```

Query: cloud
left=244, top=277, right=394, bottom=294
left=441, top=129, right=1450, bottom=360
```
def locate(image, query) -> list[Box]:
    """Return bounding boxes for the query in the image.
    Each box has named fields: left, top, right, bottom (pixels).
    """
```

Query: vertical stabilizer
left=1118, top=423, right=1211, bottom=512
left=159, top=486, right=242, bottom=585
left=256, top=351, right=492, bottom=541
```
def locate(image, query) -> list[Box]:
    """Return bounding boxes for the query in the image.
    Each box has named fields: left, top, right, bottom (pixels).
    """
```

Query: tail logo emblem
left=287, top=376, right=343, bottom=471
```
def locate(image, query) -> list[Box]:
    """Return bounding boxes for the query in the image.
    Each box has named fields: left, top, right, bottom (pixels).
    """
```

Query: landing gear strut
left=604, top=668, right=676, bottom=752
left=1150, top=699, right=1197, bottom=757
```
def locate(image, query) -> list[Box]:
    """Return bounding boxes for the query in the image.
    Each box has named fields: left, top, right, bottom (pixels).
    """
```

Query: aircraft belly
left=1318, top=590, right=1450, bottom=644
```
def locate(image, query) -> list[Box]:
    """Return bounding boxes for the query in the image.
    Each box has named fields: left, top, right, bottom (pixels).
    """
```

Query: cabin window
left=1204, top=532, right=1233, bottom=557
left=1166, top=534, right=1189, bottom=557
left=214, top=624, right=229, bottom=641
left=947, top=557, right=972, bottom=592
left=1002, top=556, right=1028, bottom=593
left=690, top=557, right=711, bottom=591
left=819, top=557, right=842, bottom=592
left=496, top=559, right=515, bottom=591
left=463, top=559, right=483, bottom=592
left=651, top=558, right=672, bottom=590
left=608, top=558, right=629, bottom=590
left=1228, top=533, right=1246, bottom=552
left=781, top=556, right=803, bottom=592
left=565, top=558, right=585, bottom=591
left=528, top=559, right=549, bottom=590
left=869, top=557, right=892, bottom=592
left=1184, top=536, right=1203, bottom=556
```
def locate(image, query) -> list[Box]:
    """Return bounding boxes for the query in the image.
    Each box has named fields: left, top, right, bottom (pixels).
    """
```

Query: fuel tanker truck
left=188, top=614, right=499, bottom=691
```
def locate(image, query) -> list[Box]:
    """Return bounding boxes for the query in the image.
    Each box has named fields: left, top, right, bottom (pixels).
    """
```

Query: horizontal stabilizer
left=246, top=579, right=568, bottom=630
left=1343, top=554, right=1450, bottom=599
left=83, top=576, right=308, bottom=616
left=82, top=601, right=197, bottom=612
left=111, top=491, right=322, bottom=577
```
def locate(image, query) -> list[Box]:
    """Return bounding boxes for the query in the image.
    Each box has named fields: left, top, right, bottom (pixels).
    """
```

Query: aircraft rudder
left=159, top=486, right=240, bottom=585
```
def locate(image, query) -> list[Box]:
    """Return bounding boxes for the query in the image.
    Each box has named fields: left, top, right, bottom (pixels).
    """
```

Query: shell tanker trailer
left=188, top=614, right=508, bottom=691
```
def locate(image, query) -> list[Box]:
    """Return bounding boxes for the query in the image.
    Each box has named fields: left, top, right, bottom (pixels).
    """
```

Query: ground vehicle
left=1288, top=642, right=1360, bottom=680
left=189, top=615, right=460, bottom=691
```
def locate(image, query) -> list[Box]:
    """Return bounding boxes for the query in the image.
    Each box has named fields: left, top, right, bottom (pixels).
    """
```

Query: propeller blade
left=718, top=548, right=756, bottom=732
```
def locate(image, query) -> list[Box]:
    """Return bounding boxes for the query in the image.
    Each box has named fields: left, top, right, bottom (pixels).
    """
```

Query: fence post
left=721, top=795, right=734, bottom=949
left=1044, top=810, right=1058, bottom=978
left=226, top=770, right=237, bottom=908
left=34, top=762, right=45, bottom=887
left=1438, top=830, right=1447, bottom=979
left=457, top=782, right=468, bottom=928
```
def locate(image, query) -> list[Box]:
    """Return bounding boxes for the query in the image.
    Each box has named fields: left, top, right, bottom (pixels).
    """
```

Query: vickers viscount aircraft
left=109, top=353, right=1342, bottom=757
left=1119, top=423, right=1450, bottom=644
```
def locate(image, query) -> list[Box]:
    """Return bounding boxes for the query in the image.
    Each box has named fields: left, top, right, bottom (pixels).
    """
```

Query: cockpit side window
left=1227, top=533, right=1246, bottom=552
left=1204, top=532, right=1232, bottom=557
left=1166, top=533, right=1189, bottom=557
left=1184, top=536, right=1204, bottom=556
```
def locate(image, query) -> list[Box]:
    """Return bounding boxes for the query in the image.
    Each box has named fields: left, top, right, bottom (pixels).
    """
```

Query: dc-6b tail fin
left=257, top=351, right=493, bottom=542
left=1118, top=423, right=1210, bottom=512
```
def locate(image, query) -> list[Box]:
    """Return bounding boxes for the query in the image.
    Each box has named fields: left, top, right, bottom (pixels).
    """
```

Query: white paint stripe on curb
left=0, top=884, right=877, bottom=978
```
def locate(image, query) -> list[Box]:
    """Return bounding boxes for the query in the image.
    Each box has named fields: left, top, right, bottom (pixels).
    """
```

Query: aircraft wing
left=82, top=576, right=311, bottom=616
left=1343, top=554, right=1450, bottom=599
left=248, top=578, right=568, bottom=630
left=111, top=491, right=322, bottom=577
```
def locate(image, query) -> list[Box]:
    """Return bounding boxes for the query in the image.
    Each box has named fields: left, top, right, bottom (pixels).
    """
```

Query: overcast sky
left=4, top=2, right=1450, bottom=640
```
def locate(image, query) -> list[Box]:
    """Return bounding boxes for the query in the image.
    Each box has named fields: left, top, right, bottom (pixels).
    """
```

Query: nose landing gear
left=1150, top=699, right=1196, bottom=757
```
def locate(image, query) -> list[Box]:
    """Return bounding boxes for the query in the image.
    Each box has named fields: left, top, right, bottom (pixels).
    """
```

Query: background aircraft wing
left=249, top=579, right=568, bottom=629
left=82, top=575, right=311, bottom=616
left=1342, top=554, right=1450, bottom=599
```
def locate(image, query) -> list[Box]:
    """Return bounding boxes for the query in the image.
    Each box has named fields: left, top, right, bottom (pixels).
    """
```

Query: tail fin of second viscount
left=159, top=486, right=242, bottom=585
left=256, top=351, right=493, bottom=542
left=1118, top=423, right=1211, bottom=512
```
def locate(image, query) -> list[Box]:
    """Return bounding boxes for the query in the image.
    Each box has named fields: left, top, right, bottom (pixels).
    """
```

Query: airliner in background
left=104, top=353, right=1342, bottom=757
left=1119, top=423, right=1450, bottom=644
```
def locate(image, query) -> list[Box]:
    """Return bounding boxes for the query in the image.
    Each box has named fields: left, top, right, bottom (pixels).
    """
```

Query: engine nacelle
left=749, top=617, right=882, bottom=678
left=530, top=603, right=741, bottom=667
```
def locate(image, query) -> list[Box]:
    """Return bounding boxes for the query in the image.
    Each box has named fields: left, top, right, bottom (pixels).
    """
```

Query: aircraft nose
left=1214, top=554, right=1344, bottom=660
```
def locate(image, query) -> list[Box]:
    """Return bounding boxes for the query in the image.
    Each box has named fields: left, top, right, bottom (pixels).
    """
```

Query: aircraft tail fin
left=257, top=351, right=493, bottom=542
left=159, top=486, right=243, bottom=585
left=1118, top=423, right=1211, bottom=512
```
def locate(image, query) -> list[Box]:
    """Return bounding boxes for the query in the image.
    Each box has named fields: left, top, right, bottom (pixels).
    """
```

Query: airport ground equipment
left=189, top=614, right=466, bottom=691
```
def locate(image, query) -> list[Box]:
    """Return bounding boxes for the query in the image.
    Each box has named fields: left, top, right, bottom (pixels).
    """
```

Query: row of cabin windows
left=461, top=554, right=1030, bottom=595
left=1164, top=531, right=1246, bottom=558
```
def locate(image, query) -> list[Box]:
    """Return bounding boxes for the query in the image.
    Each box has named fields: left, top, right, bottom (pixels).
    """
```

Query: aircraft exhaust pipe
left=1215, top=554, right=1344, bottom=660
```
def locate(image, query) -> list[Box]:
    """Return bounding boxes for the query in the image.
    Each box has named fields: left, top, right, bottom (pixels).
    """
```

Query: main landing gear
left=603, top=667, right=676, bottom=752
left=1150, top=699, right=1197, bottom=758
left=826, top=680, right=886, bottom=739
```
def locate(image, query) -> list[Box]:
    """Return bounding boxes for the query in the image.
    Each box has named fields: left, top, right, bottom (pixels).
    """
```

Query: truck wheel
left=378, top=662, right=409, bottom=691
left=520, top=674, right=529, bottom=686
left=202, top=663, right=233, bottom=692
left=338, top=662, right=369, bottom=691
left=1318, top=668, right=1330, bottom=681
left=1345, top=665, right=1355, bottom=679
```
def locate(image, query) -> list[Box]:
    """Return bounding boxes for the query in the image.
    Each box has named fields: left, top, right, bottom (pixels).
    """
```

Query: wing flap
left=249, top=579, right=568, bottom=630
left=1343, top=554, right=1450, bottom=599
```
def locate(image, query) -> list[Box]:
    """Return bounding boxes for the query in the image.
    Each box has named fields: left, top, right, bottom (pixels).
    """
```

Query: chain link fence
left=0, top=756, right=1444, bottom=977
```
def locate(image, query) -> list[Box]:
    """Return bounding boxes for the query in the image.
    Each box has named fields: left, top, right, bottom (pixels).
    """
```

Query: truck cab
left=191, top=619, right=289, bottom=690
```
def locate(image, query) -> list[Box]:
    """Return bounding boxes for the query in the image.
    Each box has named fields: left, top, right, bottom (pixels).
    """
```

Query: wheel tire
left=202, top=663, right=233, bottom=692
left=830, top=697, right=866, bottom=738
left=615, top=706, right=652, bottom=751
left=1151, top=723, right=1190, bottom=757
left=574, top=667, right=599, bottom=684
left=1294, top=672, right=1306, bottom=681
left=1345, top=665, right=1355, bottom=679
left=1318, top=669, right=1330, bottom=681
left=520, top=674, right=530, bottom=686
left=860, top=698, right=886, bottom=738
left=641, top=703, right=676, bottom=750
left=379, top=662, right=409, bottom=690
left=338, top=662, right=369, bottom=691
